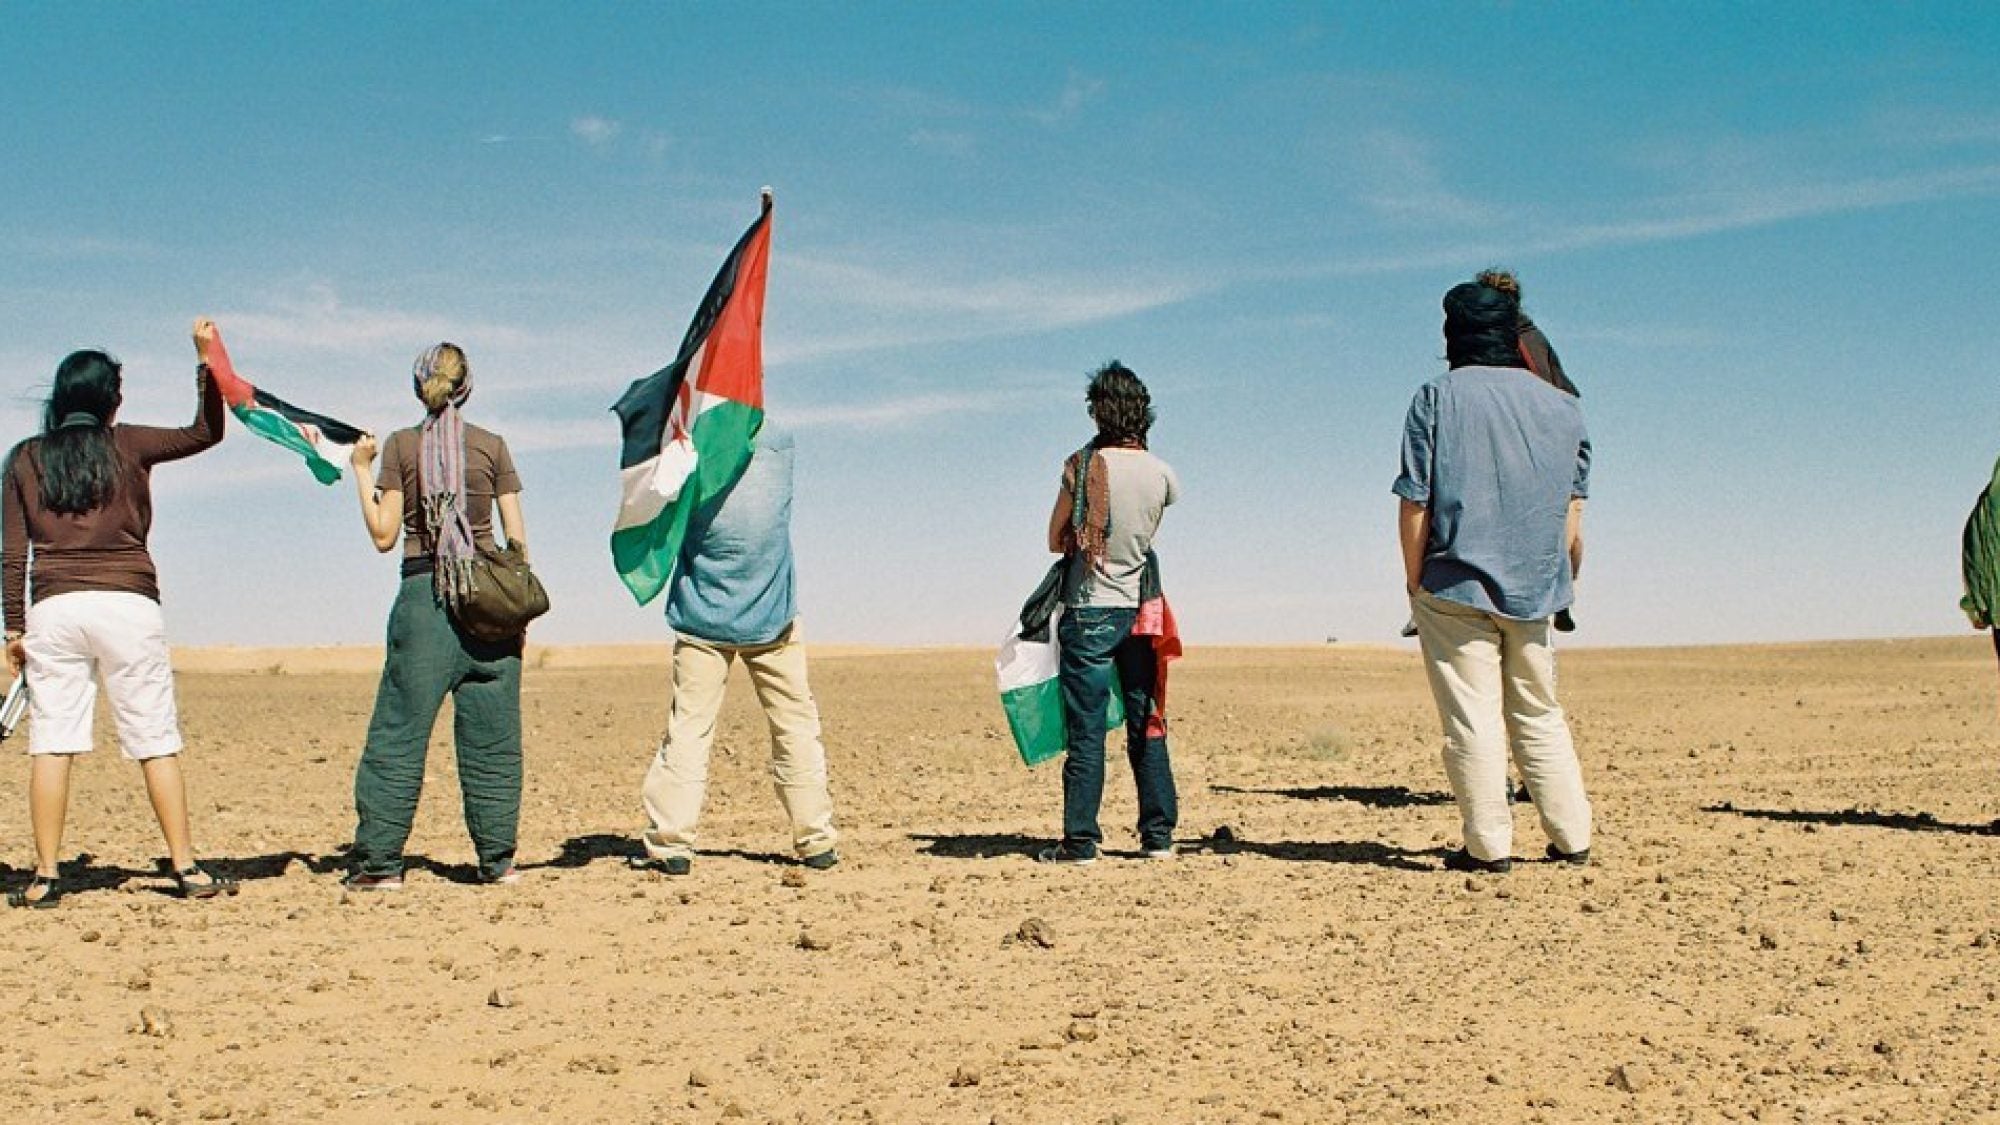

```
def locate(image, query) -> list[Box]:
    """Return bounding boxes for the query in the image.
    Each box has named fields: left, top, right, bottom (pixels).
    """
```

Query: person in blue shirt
left=636, top=421, right=838, bottom=876
left=1394, top=281, right=1593, bottom=874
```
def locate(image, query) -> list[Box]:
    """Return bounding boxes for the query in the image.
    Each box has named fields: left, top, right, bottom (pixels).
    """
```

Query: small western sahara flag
left=204, top=325, right=364, bottom=485
left=610, top=192, right=772, bottom=605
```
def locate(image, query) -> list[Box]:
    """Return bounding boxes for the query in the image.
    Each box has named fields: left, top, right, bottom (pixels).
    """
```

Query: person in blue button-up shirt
left=637, top=421, right=839, bottom=876
left=1394, top=281, right=1593, bottom=875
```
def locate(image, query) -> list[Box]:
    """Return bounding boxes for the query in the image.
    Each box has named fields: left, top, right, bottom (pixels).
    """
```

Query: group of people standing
left=0, top=269, right=1593, bottom=908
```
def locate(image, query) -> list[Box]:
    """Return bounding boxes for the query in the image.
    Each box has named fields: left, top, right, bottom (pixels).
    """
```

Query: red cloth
left=1131, top=593, right=1181, bottom=739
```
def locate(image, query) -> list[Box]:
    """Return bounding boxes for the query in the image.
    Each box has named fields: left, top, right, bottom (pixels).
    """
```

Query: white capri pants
left=22, top=590, right=184, bottom=760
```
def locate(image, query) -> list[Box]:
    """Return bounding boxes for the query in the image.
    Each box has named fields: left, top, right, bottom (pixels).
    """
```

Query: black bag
left=451, top=543, right=550, bottom=643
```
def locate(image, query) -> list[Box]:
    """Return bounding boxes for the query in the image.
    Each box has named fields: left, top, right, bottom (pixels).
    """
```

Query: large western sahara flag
left=205, top=325, right=364, bottom=485
left=610, top=196, right=772, bottom=605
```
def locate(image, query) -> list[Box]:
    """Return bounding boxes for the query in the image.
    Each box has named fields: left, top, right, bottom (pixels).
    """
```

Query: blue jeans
left=1058, top=606, right=1177, bottom=854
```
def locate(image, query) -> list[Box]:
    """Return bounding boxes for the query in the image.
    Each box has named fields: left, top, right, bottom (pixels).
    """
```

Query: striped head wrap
left=414, top=344, right=477, bottom=607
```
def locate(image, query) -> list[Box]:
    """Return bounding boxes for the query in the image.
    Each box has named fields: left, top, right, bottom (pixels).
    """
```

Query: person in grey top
left=1037, top=362, right=1179, bottom=865
left=1394, top=281, right=1592, bottom=874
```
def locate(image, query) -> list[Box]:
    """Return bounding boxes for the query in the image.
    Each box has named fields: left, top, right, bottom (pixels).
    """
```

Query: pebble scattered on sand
left=1611, top=1062, right=1651, bottom=1093
left=137, top=1007, right=173, bottom=1038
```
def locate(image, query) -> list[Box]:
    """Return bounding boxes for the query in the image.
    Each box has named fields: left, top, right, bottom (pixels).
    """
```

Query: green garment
left=1961, top=455, right=2000, bottom=628
left=351, top=576, right=523, bottom=879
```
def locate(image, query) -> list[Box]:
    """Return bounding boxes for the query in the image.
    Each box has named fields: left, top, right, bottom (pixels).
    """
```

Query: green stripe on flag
left=999, top=670, right=1124, bottom=769
left=612, top=400, right=764, bottom=604
left=234, top=403, right=343, bottom=485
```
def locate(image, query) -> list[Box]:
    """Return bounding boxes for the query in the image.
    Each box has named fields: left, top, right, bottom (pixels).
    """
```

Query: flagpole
left=761, top=185, right=773, bottom=214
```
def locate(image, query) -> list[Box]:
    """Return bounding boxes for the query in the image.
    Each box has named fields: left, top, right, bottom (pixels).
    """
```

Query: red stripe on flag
left=691, top=216, right=771, bottom=409
left=203, top=326, right=259, bottom=410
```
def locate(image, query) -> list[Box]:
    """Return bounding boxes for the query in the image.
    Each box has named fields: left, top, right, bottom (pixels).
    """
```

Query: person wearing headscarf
left=1036, top=361, right=1180, bottom=865
left=1476, top=269, right=1580, bottom=635
left=344, top=343, right=527, bottom=890
left=1394, top=282, right=1592, bottom=874
left=1, top=321, right=237, bottom=907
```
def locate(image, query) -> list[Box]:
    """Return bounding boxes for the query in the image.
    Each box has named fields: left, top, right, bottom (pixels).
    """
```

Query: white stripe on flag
left=612, top=385, right=736, bottom=533
left=995, top=607, right=1061, bottom=693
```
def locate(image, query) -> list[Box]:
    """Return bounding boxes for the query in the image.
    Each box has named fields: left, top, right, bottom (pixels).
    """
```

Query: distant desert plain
left=3, top=637, right=1998, bottom=1124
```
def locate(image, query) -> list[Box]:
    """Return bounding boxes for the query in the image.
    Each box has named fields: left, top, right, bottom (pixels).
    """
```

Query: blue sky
left=4, top=3, right=1999, bottom=648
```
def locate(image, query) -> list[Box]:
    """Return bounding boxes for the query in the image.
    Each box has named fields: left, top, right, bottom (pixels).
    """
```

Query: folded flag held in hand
left=204, top=326, right=364, bottom=485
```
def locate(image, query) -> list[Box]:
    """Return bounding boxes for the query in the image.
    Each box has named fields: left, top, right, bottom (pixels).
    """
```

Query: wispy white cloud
left=1342, top=129, right=1502, bottom=227
left=781, top=388, right=1035, bottom=432
left=1269, top=160, right=2000, bottom=281
left=849, top=83, right=973, bottom=119
left=479, top=416, right=617, bottom=454
left=767, top=254, right=1199, bottom=363
left=908, top=128, right=976, bottom=157
left=13, top=234, right=158, bottom=261
left=571, top=115, right=621, bottom=147
left=1030, top=69, right=1105, bottom=125
left=214, top=287, right=536, bottom=353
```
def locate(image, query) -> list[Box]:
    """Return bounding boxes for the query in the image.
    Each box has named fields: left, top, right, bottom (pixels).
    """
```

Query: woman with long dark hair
left=344, top=343, right=527, bottom=891
left=1037, top=361, right=1181, bottom=865
left=1, top=321, right=237, bottom=908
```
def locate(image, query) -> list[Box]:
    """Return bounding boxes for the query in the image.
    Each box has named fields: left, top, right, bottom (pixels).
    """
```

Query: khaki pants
left=1410, top=590, right=1591, bottom=862
left=640, top=624, right=838, bottom=861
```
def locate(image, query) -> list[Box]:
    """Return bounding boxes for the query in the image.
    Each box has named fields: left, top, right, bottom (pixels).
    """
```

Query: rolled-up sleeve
left=1391, top=383, right=1437, bottom=505
left=1572, top=433, right=1592, bottom=500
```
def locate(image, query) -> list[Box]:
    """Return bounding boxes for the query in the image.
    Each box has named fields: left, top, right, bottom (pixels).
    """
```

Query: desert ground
left=2, top=636, right=1998, bottom=1124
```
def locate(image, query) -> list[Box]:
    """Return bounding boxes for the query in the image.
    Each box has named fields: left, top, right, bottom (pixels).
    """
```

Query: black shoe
left=1034, top=843, right=1098, bottom=866
left=1554, top=608, right=1577, bottom=633
left=1546, top=844, right=1590, bottom=867
left=629, top=855, right=692, bottom=876
left=7, top=874, right=61, bottom=909
left=173, top=864, right=240, bottom=900
left=800, top=849, right=839, bottom=871
left=1442, top=849, right=1512, bottom=874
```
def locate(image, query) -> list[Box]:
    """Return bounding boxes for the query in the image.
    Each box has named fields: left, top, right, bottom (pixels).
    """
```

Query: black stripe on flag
left=611, top=209, right=771, bottom=471
left=252, top=388, right=365, bottom=446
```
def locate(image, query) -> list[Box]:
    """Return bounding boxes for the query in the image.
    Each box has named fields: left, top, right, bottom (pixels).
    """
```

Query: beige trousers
left=640, top=624, right=838, bottom=861
left=1410, top=590, right=1591, bottom=862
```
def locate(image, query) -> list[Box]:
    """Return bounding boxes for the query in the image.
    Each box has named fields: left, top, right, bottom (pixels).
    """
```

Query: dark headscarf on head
left=1442, top=282, right=1529, bottom=371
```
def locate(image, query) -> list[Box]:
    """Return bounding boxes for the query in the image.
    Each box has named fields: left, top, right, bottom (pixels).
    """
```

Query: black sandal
left=172, top=865, right=239, bottom=900
left=7, top=875, right=61, bottom=910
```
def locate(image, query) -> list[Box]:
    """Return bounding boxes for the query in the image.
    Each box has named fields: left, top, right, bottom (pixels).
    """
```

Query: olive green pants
left=351, top=576, right=523, bottom=879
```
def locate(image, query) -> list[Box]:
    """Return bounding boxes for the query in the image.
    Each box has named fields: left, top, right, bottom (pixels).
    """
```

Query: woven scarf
left=1065, top=438, right=1144, bottom=567
left=414, top=346, right=476, bottom=607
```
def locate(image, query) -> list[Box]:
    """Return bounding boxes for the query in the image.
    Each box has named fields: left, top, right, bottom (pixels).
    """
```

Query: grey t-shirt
left=1393, top=365, right=1590, bottom=621
left=1062, top=448, right=1179, bottom=608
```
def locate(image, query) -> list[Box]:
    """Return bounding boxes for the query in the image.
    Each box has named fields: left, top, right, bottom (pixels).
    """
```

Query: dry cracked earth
left=3, top=637, right=1998, bottom=1123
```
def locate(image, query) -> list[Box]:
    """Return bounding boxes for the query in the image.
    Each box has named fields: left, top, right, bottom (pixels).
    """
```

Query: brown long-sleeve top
left=2, top=366, right=224, bottom=633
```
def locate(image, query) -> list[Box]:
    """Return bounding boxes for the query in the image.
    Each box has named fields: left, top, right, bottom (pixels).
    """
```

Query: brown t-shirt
left=377, top=422, right=522, bottom=575
left=1, top=368, right=225, bottom=633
